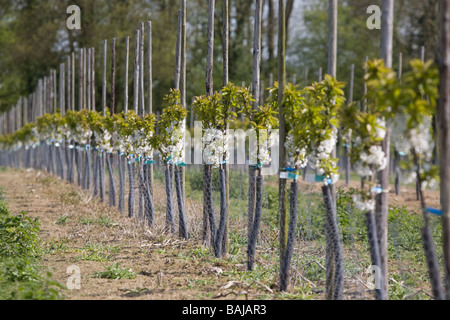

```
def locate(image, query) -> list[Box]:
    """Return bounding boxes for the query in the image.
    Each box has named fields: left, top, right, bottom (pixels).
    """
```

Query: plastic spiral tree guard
left=322, top=184, right=344, bottom=300
left=128, top=161, right=135, bottom=218
left=175, top=166, right=188, bottom=239
left=365, top=210, right=386, bottom=300
left=280, top=180, right=298, bottom=291
left=106, top=153, right=116, bottom=207
left=214, top=168, right=228, bottom=258
left=143, top=162, right=154, bottom=226
left=247, top=173, right=263, bottom=271
left=165, top=163, right=175, bottom=233
left=118, top=152, right=125, bottom=213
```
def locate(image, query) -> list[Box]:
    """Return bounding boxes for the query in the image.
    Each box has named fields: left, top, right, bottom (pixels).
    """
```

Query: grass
left=55, top=214, right=69, bottom=226
left=72, top=242, right=121, bottom=262
left=92, top=263, right=137, bottom=280
left=45, top=240, right=70, bottom=254
left=79, top=215, right=120, bottom=228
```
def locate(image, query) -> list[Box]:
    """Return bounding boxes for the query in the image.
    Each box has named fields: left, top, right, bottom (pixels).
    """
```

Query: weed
left=74, top=251, right=113, bottom=262
left=45, top=240, right=69, bottom=254
left=55, top=214, right=69, bottom=226
left=79, top=216, right=119, bottom=228
left=121, top=287, right=150, bottom=297
left=92, top=263, right=137, bottom=280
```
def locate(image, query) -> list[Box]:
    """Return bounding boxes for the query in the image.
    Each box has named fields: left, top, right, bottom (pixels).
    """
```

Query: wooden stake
left=278, top=0, right=288, bottom=266
left=147, top=22, right=152, bottom=115
left=91, top=48, right=95, bottom=112
left=134, top=29, right=140, bottom=113
left=439, top=0, right=450, bottom=300
left=67, top=55, right=71, bottom=111
left=174, top=11, right=182, bottom=90
left=124, top=36, right=130, bottom=114
left=328, top=0, right=337, bottom=77
left=87, top=48, right=91, bottom=111
left=377, top=0, right=394, bottom=298
left=60, top=63, right=65, bottom=115
left=102, top=40, right=107, bottom=116
left=252, top=0, right=263, bottom=108
left=206, top=0, right=215, bottom=96
left=223, top=0, right=229, bottom=86
left=111, top=38, right=116, bottom=115
left=79, top=49, right=84, bottom=110
left=72, top=52, right=75, bottom=111
left=139, top=23, right=145, bottom=117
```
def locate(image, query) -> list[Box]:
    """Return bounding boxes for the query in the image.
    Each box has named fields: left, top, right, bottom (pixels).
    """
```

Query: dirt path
left=0, top=168, right=262, bottom=300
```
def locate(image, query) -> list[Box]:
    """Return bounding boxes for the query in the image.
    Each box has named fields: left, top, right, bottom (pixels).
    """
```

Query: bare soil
left=0, top=168, right=439, bottom=300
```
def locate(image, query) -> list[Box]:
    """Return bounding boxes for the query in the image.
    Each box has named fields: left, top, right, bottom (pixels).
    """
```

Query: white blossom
left=203, top=128, right=228, bottom=168
left=285, top=133, right=308, bottom=169
left=352, top=194, right=375, bottom=212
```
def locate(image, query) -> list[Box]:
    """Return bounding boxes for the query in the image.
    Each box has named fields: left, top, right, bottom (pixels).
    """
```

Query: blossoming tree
left=154, top=89, right=188, bottom=237
left=290, top=75, right=346, bottom=298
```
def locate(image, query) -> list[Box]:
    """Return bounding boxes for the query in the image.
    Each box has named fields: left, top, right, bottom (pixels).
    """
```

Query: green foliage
left=193, top=83, right=249, bottom=131
left=0, top=200, right=62, bottom=300
left=0, top=212, right=41, bottom=258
